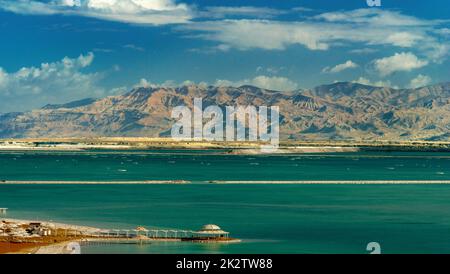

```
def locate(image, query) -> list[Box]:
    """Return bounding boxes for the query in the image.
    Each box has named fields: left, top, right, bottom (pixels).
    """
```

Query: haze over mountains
left=0, top=82, right=449, bottom=141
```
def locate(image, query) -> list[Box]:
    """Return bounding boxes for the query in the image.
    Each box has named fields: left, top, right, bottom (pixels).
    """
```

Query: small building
left=192, top=224, right=229, bottom=240
left=0, top=208, right=7, bottom=214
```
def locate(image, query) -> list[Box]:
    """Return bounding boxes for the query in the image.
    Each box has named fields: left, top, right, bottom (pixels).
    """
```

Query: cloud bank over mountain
left=0, top=53, right=106, bottom=112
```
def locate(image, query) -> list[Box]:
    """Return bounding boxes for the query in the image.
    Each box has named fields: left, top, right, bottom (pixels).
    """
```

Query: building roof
left=202, top=224, right=221, bottom=230
left=196, top=224, right=228, bottom=235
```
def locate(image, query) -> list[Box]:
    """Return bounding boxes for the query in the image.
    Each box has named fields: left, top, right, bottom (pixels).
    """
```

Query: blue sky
left=0, top=0, right=448, bottom=112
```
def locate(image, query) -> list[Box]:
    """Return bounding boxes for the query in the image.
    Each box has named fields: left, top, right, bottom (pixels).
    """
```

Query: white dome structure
left=201, top=224, right=222, bottom=231
left=194, top=224, right=229, bottom=238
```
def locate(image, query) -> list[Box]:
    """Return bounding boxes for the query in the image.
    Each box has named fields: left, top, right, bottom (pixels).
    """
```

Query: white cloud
left=123, top=44, right=145, bottom=52
left=409, top=74, right=432, bottom=88
left=180, top=18, right=429, bottom=51
left=256, top=66, right=285, bottom=75
left=0, top=68, right=7, bottom=88
left=179, top=8, right=448, bottom=62
left=58, top=0, right=81, bottom=7
left=322, top=60, right=358, bottom=73
left=0, top=53, right=105, bottom=112
left=130, top=76, right=298, bottom=91
left=133, top=78, right=155, bottom=88
left=108, top=85, right=128, bottom=95
left=384, top=32, right=423, bottom=47
left=352, top=77, right=397, bottom=89
left=314, top=8, right=436, bottom=27
left=425, top=43, right=450, bottom=62
left=436, top=28, right=450, bottom=36
left=215, top=75, right=298, bottom=91
left=76, top=52, right=95, bottom=67
left=180, top=80, right=208, bottom=88
left=0, top=0, right=192, bottom=25
left=180, top=20, right=330, bottom=51
left=132, top=78, right=209, bottom=89
left=350, top=48, right=378, bottom=54
left=291, top=7, right=314, bottom=12
left=2, top=3, right=447, bottom=62
left=199, top=6, right=285, bottom=19
left=373, top=52, right=428, bottom=76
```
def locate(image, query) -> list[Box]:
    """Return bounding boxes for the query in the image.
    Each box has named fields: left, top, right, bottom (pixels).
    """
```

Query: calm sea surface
left=1, top=150, right=450, bottom=253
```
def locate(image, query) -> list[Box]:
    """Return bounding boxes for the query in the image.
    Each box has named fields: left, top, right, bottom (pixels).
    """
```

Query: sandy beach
left=0, top=218, right=100, bottom=254
left=0, top=218, right=239, bottom=254
left=0, top=242, right=46, bottom=254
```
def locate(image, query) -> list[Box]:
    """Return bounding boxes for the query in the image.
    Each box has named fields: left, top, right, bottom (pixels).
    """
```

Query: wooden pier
left=78, top=224, right=234, bottom=243
left=90, top=229, right=197, bottom=239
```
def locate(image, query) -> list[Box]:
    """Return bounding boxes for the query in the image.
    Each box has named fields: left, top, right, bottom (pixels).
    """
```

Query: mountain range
left=0, top=82, right=449, bottom=141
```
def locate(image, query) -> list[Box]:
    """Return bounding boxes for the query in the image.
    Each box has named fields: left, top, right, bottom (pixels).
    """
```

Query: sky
left=0, top=0, right=449, bottom=112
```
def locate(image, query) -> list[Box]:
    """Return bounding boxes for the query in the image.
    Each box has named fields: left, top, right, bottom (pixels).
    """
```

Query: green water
left=0, top=150, right=448, bottom=181
left=1, top=151, right=450, bottom=254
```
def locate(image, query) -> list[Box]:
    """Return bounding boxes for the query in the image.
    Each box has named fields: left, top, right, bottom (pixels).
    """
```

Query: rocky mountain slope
left=0, top=82, right=449, bottom=141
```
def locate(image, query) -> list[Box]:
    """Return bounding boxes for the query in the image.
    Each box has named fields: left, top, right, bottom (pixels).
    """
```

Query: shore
left=0, top=242, right=46, bottom=254
left=0, top=218, right=239, bottom=254
left=1, top=218, right=101, bottom=233
left=0, top=137, right=449, bottom=153
left=0, top=218, right=100, bottom=254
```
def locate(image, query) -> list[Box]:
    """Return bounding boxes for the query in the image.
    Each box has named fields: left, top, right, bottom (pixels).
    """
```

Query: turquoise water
left=1, top=151, right=450, bottom=254
left=0, top=151, right=448, bottom=181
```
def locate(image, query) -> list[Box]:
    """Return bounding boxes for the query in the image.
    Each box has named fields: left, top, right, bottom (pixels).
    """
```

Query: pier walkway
left=90, top=229, right=196, bottom=239
left=76, top=224, right=232, bottom=244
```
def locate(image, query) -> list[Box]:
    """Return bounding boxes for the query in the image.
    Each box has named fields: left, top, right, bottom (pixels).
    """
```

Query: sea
left=0, top=150, right=450, bottom=254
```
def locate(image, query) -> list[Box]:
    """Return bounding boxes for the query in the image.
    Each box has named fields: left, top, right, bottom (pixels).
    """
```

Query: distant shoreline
left=0, top=137, right=449, bottom=153
left=1, top=180, right=450, bottom=185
